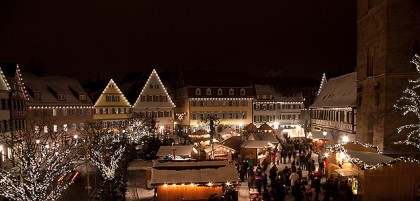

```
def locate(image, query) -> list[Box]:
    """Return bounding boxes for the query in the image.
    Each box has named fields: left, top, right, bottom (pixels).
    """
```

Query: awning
left=335, top=168, right=358, bottom=177
left=309, top=130, right=333, bottom=140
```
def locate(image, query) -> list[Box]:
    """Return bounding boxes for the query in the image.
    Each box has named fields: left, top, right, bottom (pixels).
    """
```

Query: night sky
left=0, top=1, right=356, bottom=82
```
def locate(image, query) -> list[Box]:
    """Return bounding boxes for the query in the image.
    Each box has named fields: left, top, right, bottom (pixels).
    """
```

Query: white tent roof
left=156, top=145, right=193, bottom=157
left=241, top=140, right=273, bottom=148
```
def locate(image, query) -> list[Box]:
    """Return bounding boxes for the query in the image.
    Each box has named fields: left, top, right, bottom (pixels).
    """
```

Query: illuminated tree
left=0, top=123, right=80, bottom=201
left=394, top=54, right=420, bottom=149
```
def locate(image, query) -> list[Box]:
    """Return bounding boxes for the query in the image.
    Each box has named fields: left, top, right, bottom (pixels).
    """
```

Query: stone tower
left=356, top=0, right=420, bottom=152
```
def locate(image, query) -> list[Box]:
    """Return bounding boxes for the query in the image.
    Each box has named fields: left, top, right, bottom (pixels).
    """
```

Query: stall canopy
left=156, top=145, right=194, bottom=157
left=335, top=168, right=358, bottom=177
left=346, top=150, right=394, bottom=166
left=189, top=129, right=210, bottom=139
left=151, top=160, right=239, bottom=185
left=247, top=133, right=278, bottom=143
left=258, top=123, right=273, bottom=132
left=241, top=140, right=275, bottom=149
left=219, top=127, right=240, bottom=139
left=310, top=130, right=333, bottom=140
left=244, top=123, right=258, bottom=133
left=204, top=143, right=235, bottom=153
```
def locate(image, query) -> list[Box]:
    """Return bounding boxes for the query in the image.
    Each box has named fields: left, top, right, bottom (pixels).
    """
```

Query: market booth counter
left=150, top=160, right=240, bottom=201
left=326, top=141, right=420, bottom=201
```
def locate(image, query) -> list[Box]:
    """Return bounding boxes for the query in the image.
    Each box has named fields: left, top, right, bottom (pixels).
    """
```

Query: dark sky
left=0, top=1, right=356, bottom=82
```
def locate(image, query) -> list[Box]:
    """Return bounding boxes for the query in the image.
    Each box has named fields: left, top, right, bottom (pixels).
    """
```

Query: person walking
left=289, top=170, right=300, bottom=196
left=247, top=165, right=255, bottom=190
left=240, top=160, right=248, bottom=182
left=269, top=165, right=277, bottom=187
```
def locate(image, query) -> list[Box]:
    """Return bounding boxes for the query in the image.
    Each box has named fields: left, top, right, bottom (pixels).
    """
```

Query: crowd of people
left=233, top=139, right=353, bottom=201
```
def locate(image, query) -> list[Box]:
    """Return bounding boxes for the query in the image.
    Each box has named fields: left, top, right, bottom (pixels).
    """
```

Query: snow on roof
left=156, top=145, right=193, bottom=157
left=151, top=162, right=239, bottom=185
left=310, top=72, right=357, bottom=108
left=153, top=160, right=228, bottom=168
left=248, top=133, right=278, bottom=143
left=241, top=140, right=274, bottom=148
left=346, top=150, right=394, bottom=166
left=23, top=73, right=92, bottom=105
left=258, top=123, right=273, bottom=131
left=254, top=84, right=276, bottom=95
left=204, top=143, right=235, bottom=153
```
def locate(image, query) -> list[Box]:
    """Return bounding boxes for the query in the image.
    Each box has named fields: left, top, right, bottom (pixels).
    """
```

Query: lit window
left=63, top=124, right=68, bottom=131
left=52, top=109, right=57, bottom=116
left=79, top=95, right=87, bottom=101
left=53, top=125, right=58, bottom=132
left=44, top=126, right=48, bottom=133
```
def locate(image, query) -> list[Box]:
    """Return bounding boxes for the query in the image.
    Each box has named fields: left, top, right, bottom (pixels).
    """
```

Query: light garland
left=94, top=79, right=132, bottom=107
left=28, top=106, right=94, bottom=109
left=133, top=69, right=176, bottom=109
left=317, top=73, right=327, bottom=96
left=393, top=54, right=420, bottom=150
left=13, top=65, right=30, bottom=100
left=326, top=141, right=420, bottom=170
left=190, top=97, right=252, bottom=101
left=0, top=67, right=11, bottom=91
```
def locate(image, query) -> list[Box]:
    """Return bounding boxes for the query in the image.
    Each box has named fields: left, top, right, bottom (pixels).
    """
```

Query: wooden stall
left=326, top=142, right=420, bottom=201
left=151, top=160, right=240, bottom=201
left=204, top=143, right=235, bottom=160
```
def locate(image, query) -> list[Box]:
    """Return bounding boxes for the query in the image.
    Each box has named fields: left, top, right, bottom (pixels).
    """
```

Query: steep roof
left=132, top=69, right=176, bottom=109
left=94, top=79, right=131, bottom=107
left=310, top=72, right=357, bottom=108
left=23, top=73, right=92, bottom=105
left=0, top=67, right=11, bottom=91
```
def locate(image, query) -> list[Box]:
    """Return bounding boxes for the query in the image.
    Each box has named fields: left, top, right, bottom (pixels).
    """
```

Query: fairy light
left=133, top=69, right=176, bottom=109
left=94, top=79, right=132, bottom=107
left=394, top=54, right=420, bottom=150
left=0, top=67, right=11, bottom=90
left=317, top=73, right=327, bottom=96
left=326, top=141, right=420, bottom=170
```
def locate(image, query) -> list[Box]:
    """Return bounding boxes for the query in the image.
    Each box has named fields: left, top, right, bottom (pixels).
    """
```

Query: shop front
left=325, top=141, right=420, bottom=201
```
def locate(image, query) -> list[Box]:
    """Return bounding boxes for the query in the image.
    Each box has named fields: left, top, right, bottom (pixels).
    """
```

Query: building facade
left=174, top=71, right=253, bottom=134
left=356, top=0, right=420, bottom=151
left=24, top=73, right=93, bottom=134
left=252, top=84, right=304, bottom=137
left=93, top=79, right=131, bottom=126
left=132, top=69, right=176, bottom=135
left=310, top=72, right=357, bottom=144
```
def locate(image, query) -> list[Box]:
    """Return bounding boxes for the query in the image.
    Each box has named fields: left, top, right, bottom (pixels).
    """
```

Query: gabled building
left=174, top=71, right=253, bottom=135
left=93, top=79, right=131, bottom=126
left=23, top=73, right=93, bottom=134
left=252, top=84, right=304, bottom=137
left=0, top=67, right=12, bottom=167
left=132, top=69, right=176, bottom=134
left=310, top=72, right=357, bottom=144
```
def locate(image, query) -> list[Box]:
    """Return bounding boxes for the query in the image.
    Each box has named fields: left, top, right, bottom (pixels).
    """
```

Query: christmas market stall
left=156, top=145, right=194, bottom=160
left=241, top=140, right=276, bottom=166
left=150, top=160, right=240, bottom=201
left=204, top=143, right=236, bottom=160
left=325, top=141, right=420, bottom=201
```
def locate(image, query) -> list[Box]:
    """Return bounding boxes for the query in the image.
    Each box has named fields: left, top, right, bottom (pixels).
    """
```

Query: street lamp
left=342, top=135, right=349, bottom=143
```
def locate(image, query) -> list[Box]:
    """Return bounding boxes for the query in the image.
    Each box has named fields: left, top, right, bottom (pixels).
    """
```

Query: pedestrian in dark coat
left=240, top=160, right=248, bottom=182
left=269, top=165, right=277, bottom=187
left=247, top=165, right=255, bottom=190
left=274, top=180, right=286, bottom=201
left=262, top=172, right=268, bottom=192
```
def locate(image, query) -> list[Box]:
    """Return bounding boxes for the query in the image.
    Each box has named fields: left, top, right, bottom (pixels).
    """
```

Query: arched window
left=206, top=88, right=212, bottom=96
left=229, top=88, right=234, bottom=96
left=240, top=88, right=245, bottom=96
left=195, top=88, right=201, bottom=96
left=217, top=88, right=223, bottom=96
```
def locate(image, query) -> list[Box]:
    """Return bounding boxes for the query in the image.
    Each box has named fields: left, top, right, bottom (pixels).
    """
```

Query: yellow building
left=93, top=79, right=131, bottom=126
left=174, top=71, right=253, bottom=134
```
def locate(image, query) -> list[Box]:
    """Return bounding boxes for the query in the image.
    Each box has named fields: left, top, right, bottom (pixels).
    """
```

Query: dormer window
left=34, top=93, right=41, bottom=100
left=195, top=88, right=201, bottom=96
left=79, top=95, right=87, bottom=101
left=217, top=88, right=223, bottom=96
left=206, top=88, right=212, bottom=96
left=229, top=88, right=234, bottom=96
left=57, top=94, right=66, bottom=101
left=240, top=88, right=246, bottom=96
